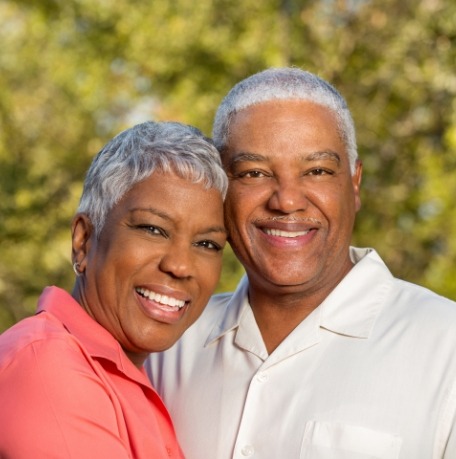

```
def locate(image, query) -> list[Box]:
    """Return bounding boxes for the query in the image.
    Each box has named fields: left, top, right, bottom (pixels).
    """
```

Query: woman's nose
left=158, top=243, right=194, bottom=279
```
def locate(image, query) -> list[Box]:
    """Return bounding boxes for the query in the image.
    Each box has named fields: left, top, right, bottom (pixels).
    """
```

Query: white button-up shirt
left=147, top=248, right=456, bottom=459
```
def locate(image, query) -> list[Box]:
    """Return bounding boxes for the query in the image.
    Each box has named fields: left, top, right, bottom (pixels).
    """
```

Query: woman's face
left=72, top=171, right=226, bottom=367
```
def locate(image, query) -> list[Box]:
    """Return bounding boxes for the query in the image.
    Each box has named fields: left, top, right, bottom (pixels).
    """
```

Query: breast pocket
left=300, top=421, right=402, bottom=459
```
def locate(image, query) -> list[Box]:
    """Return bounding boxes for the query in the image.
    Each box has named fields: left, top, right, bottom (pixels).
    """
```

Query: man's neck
left=248, top=288, right=324, bottom=354
left=247, top=259, right=355, bottom=354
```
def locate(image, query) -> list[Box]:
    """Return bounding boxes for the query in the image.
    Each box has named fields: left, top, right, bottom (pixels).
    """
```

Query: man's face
left=222, top=100, right=362, bottom=297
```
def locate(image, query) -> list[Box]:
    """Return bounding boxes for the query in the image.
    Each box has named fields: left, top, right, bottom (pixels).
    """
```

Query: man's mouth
left=135, top=287, right=186, bottom=310
left=263, top=228, right=311, bottom=238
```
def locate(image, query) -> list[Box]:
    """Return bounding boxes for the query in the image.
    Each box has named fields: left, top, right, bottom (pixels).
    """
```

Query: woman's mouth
left=135, top=287, right=187, bottom=310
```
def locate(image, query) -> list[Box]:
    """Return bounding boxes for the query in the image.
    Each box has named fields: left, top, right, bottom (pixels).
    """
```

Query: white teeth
left=264, top=228, right=310, bottom=238
left=136, top=288, right=186, bottom=309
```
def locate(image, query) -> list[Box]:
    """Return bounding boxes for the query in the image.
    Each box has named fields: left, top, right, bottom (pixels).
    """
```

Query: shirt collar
left=206, top=275, right=250, bottom=345
left=319, top=247, right=394, bottom=338
left=37, top=286, right=148, bottom=384
left=206, top=247, right=393, bottom=347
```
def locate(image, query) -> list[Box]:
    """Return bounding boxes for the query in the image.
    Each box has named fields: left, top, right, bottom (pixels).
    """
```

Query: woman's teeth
left=136, top=287, right=186, bottom=309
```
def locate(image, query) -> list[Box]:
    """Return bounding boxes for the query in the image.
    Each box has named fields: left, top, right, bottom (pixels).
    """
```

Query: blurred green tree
left=0, top=0, right=455, bottom=331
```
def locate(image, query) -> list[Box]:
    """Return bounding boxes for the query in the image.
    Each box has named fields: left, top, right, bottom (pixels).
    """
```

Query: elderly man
left=147, top=68, right=456, bottom=459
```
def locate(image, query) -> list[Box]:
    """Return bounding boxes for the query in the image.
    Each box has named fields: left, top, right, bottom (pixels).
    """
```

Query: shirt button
left=241, top=445, right=255, bottom=456
left=256, top=372, right=269, bottom=382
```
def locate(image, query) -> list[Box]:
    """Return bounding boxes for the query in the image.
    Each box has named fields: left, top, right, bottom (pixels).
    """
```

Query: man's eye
left=238, top=170, right=267, bottom=178
left=307, top=168, right=333, bottom=176
left=194, top=240, right=223, bottom=251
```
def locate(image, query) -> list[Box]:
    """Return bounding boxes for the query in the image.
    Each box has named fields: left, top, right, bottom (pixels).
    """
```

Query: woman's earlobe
left=71, top=213, right=94, bottom=273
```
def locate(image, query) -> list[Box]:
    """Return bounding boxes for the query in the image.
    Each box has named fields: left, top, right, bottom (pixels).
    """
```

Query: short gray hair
left=78, top=121, right=228, bottom=237
left=212, top=67, right=358, bottom=173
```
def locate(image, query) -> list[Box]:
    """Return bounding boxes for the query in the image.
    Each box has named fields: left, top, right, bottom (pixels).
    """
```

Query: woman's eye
left=138, top=225, right=167, bottom=237
left=194, top=240, right=222, bottom=251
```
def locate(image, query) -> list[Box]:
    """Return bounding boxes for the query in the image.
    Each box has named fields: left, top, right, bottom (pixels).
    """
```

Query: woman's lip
left=135, top=286, right=188, bottom=308
left=135, top=289, right=189, bottom=325
left=135, top=284, right=191, bottom=302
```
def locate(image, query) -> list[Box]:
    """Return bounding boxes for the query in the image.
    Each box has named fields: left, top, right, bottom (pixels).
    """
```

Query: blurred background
left=1, top=0, right=456, bottom=331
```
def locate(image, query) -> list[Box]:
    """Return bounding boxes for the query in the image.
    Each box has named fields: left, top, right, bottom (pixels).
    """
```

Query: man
left=147, top=68, right=456, bottom=458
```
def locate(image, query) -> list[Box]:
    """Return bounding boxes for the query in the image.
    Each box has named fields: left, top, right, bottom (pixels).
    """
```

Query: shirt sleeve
left=436, top=379, right=456, bottom=459
left=0, top=336, right=132, bottom=459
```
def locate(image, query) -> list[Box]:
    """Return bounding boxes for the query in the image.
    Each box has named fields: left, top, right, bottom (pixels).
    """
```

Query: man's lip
left=252, top=218, right=320, bottom=245
left=254, top=219, right=320, bottom=232
left=262, top=228, right=312, bottom=238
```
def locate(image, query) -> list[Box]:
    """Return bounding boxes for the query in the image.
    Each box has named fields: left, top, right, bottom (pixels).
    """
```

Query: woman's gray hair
left=77, top=121, right=228, bottom=237
left=212, top=67, right=358, bottom=173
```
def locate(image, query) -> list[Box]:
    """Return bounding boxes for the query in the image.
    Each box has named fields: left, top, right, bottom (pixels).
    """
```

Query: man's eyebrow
left=226, top=150, right=341, bottom=168
left=303, top=150, right=341, bottom=165
left=229, top=152, right=268, bottom=165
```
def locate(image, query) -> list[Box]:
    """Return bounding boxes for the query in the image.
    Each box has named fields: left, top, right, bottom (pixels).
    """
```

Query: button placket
left=240, top=444, right=255, bottom=457
left=256, top=371, right=269, bottom=383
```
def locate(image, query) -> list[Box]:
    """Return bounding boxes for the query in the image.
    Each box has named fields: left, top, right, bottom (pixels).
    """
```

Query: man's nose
left=267, top=178, right=309, bottom=214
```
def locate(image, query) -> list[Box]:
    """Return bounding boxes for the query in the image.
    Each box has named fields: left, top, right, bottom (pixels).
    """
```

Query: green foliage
left=330, top=0, right=456, bottom=297
left=1, top=0, right=455, bottom=331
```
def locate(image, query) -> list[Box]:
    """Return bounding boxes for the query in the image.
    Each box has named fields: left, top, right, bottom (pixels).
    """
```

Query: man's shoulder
left=353, top=247, right=456, bottom=321
left=373, top=277, right=456, bottom=351
left=390, top=277, right=456, bottom=321
left=207, top=291, right=235, bottom=308
left=184, top=291, right=236, bottom=335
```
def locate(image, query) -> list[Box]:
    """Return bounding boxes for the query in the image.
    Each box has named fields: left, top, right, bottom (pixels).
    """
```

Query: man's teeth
left=136, top=288, right=186, bottom=309
left=264, top=228, right=310, bottom=238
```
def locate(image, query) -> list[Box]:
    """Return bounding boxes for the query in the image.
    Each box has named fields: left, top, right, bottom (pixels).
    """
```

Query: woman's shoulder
left=0, top=311, right=90, bottom=375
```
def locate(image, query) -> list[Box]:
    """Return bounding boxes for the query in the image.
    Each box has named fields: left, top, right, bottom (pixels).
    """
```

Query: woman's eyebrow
left=128, top=207, right=171, bottom=221
left=198, top=225, right=228, bottom=236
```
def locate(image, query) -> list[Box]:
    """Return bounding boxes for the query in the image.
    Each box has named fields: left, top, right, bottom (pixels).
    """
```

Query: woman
left=0, top=121, right=228, bottom=458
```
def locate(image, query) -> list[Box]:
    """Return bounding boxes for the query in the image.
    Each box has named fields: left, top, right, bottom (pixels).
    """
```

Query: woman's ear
left=71, top=213, right=94, bottom=273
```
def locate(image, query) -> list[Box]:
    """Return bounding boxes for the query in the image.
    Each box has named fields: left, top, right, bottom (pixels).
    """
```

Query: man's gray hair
left=212, top=67, right=358, bottom=173
left=77, top=121, right=228, bottom=237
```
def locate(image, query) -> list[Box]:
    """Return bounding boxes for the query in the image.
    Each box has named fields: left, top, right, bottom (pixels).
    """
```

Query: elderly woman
left=0, top=121, right=228, bottom=458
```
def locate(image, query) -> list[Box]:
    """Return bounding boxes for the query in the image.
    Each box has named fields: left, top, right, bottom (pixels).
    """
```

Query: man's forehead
left=224, top=150, right=342, bottom=168
left=230, top=99, right=337, bottom=121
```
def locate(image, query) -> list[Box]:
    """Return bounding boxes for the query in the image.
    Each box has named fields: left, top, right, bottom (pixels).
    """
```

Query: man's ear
left=71, top=213, right=94, bottom=273
left=352, top=159, right=363, bottom=212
